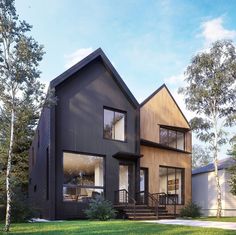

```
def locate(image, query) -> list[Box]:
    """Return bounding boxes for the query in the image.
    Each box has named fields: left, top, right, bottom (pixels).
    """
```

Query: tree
left=192, top=144, right=213, bottom=169
left=179, top=40, right=236, bottom=218
left=0, top=0, right=45, bottom=231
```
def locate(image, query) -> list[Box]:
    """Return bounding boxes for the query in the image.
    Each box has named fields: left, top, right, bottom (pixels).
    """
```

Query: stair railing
left=114, top=189, right=136, bottom=219
left=151, top=192, right=177, bottom=217
left=135, top=191, right=159, bottom=219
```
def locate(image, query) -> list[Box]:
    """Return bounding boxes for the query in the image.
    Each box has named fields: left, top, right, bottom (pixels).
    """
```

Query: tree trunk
left=213, top=118, right=222, bottom=218
left=213, top=156, right=222, bottom=218
left=5, top=108, right=15, bottom=232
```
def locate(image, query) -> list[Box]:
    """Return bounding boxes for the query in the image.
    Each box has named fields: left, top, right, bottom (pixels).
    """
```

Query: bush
left=84, top=195, right=117, bottom=221
left=179, top=201, right=202, bottom=218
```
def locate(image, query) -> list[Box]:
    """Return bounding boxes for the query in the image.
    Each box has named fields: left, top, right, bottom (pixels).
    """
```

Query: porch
left=114, top=189, right=177, bottom=220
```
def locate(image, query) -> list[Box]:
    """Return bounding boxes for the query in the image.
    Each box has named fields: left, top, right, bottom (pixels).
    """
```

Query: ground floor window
left=63, top=152, right=104, bottom=202
left=159, top=166, right=184, bottom=205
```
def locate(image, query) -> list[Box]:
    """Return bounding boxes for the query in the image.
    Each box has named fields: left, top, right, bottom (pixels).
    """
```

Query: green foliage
left=0, top=0, right=50, bottom=228
left=179, top=40, right=236, bottom=217
left=179, top=40, right=236, bottom=144
left=84, top=196, right=117, bottom=221
left=192, top=144, right=213, bottom=169
left=179, top=201, right=202, bottom=218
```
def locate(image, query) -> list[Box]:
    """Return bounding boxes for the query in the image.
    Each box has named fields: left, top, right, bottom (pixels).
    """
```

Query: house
left=192, top=157, right=236, bottom=216
left=28, top=48, right=192, bottom=220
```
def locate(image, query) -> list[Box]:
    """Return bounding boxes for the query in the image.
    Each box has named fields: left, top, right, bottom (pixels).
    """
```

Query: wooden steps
left=114, top=204, right=176, bottom=220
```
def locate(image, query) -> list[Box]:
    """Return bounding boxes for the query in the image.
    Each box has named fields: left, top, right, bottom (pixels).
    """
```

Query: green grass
left=0, top=220, right=236, bottom=235
left=193, top=217, right=236, bottom=222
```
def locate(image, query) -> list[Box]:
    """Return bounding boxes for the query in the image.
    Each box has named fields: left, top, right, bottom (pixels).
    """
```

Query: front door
left=119, top=162, right=135, bottom=203
left=140, top=168, right=148, bottom=204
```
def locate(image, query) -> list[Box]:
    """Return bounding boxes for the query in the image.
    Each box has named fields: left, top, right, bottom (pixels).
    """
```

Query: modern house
left=192, top=157, right=236, bottom=217
left=28, top=48, right=192, bottom=220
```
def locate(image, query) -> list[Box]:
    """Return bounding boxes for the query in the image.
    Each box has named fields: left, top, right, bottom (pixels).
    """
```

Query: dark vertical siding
left=55, top=58, right=139, bottom=219
left=28, top=107, right=53, bottom=219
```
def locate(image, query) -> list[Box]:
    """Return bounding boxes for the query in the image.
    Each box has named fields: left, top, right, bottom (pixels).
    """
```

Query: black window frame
left=159, top=126, right=185, bottom=151
left=103, top=106, right=127, bottom=142
left=62, top=151, right=106, bottom=203
left=159, top=165, right=185, bottom=205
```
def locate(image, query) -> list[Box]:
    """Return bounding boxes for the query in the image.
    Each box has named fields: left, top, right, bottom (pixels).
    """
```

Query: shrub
left=85, top=195, right=117, bottom=221
left=179, top=201, right=202, bottom=218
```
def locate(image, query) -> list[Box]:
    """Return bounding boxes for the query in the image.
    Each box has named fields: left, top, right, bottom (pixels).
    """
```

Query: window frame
left=103, top=106, right=127, bottom=142
left=159, top=126, right=185, bottom=151
left=62, top=150, right=106, bottom=203
left=159, top=165, right=185, bottom=205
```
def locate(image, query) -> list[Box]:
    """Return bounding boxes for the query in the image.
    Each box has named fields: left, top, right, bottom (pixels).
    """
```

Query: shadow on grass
left=0, top=220, right=236, bottom=235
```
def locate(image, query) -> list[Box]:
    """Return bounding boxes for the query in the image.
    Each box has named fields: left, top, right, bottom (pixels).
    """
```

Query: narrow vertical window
left=46, top=147, right=49, bottom=200
left=38, top=129, right=40, bottom=148
left=32, top=147, right=35, bottom=167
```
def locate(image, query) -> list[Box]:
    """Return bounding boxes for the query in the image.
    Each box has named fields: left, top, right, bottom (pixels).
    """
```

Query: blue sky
left=16, top=0, right=236, bottom=157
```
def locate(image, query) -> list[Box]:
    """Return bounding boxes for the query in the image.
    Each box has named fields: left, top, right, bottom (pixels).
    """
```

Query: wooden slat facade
left=140, top=85, right=192, bottom=210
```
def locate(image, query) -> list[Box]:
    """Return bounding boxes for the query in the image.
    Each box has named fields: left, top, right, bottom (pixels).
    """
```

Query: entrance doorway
left=119, top=162, right=135, bottom=202
left=140, top=168, right=148, bottom=204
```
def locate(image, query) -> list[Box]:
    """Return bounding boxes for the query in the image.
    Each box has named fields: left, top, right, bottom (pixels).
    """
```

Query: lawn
left=193, top=217, right=236, bottom=222
left=0, top=220, right=236, bottom=235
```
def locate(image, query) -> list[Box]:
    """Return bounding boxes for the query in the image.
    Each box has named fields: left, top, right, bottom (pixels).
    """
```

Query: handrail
left=151, top=192, right=177, bottom=216
left=114, top=189, right=136, bottom=219
left=136, top=191, right=159, bottom=219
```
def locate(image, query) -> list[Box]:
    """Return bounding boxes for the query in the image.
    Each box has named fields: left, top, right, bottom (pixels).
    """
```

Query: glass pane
left=168, top=130, right=177, bottom=148
left=63, top=152, right=104, bottom=201
left=160, top=128, right=168, bottom=146
left=119, top=165, right=129, bottom=203
left=119, top=165, right=128, bottom=191
left=177, top=132, right=184, bottom=150
left=176, top=169, right=184, bottom=204
left=63, top=186, right=104, bottom=202
left=114, top=112, right=125, bottom=141
left=167, top=168, right=175, bottom=195
left=104, top=109, right=114, bottom=139
left=159, top=167, right=167, bottom=205
left=140, top=169, right=145, bottom=191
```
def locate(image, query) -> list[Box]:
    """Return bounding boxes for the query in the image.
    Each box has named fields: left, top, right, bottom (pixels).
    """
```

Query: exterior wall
left=54, top=58, right=139, bottom=219
left=140, top=146, right=192, bottom=213
left=140, top=86, right=192, bottom=214
left=193, top=170, right=236, bottom=216
left=224, top=171, right=236, bottom=216
left=28, top=107, right=52, bottom=219
left=140, top=87, right=191, bottom=152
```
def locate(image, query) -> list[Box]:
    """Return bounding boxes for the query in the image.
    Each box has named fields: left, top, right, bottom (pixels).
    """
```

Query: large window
left=63, top=152, right=104, bottom=202
left=159, top=166, right=184, bottom=205
left=104, top=108, right=126, bottom=141
left=160, top=127, right=185, bottom=150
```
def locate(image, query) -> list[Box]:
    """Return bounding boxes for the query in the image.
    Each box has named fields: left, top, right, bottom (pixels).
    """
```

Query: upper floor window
left=103, top=108, right=126, bottom=141
left=160, top=127, right=185, bottom=150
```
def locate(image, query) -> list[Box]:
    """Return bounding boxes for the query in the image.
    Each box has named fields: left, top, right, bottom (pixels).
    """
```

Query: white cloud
left=164, top=72, right=185, bottom=86
left=201, top=17, right=236, bottom=45
left=64, top=47, right=93, bottom=69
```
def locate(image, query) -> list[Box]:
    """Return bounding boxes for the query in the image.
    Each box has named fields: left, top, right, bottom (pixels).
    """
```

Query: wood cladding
left=140, top=86, right=192, bottom=153
left=140, top=145, right=192, bottom=207
left=140, top=85, right=192, bottom=208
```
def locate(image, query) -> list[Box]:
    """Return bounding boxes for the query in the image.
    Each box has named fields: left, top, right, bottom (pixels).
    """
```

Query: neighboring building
left=192, top=157, right=236, bottom=216
left=29, top=48, right=192, bottom=220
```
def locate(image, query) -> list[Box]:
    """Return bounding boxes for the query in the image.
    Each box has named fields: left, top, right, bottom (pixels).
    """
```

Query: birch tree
left=0, top=0, right=45, bottom=231
left=179, top=40, right=236, bottom=218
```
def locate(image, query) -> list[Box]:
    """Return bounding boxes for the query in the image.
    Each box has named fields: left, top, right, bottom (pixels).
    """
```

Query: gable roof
left=50, top=48, right=139, bottom=108
left=192, top=157, right=236, bottom=175
left=140, top=84, right=190, bottom=128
